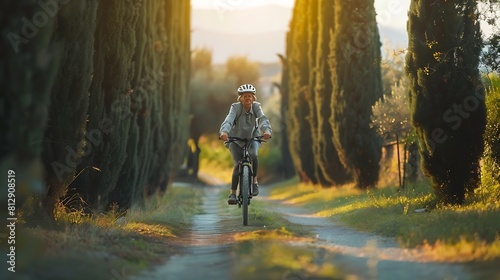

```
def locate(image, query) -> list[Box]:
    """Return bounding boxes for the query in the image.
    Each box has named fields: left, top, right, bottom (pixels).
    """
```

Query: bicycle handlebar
left=224, top=136, right=267, bottom=145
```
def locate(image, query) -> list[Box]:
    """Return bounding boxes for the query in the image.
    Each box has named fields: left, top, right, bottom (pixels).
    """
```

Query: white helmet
left=237, top=84, right=256, bottom=95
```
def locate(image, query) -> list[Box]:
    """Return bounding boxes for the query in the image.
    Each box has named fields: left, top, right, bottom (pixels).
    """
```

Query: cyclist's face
left=240, top=93, right=254, bottom=105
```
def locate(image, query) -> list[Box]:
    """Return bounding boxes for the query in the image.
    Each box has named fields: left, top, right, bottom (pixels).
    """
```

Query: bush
left=197, top=134, right=233, bottom=183
left=258, top=144, right=283, bottom=182
left=480, top=73, right=500, bottom=200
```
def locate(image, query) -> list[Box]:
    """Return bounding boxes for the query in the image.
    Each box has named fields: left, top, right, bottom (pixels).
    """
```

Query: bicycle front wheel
left=240, top=164, right=251, bottom=226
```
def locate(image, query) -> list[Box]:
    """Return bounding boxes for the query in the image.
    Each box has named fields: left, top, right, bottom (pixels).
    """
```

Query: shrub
left=480, top=73, right=500, bottom=200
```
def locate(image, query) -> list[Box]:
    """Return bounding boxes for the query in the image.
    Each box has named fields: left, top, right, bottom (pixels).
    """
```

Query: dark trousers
left=228, top=142, right=259, bottom=190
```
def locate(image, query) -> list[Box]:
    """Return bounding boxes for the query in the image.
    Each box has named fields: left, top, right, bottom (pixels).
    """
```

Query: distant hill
left=378, top=25, right=408, bottom=50
left=192, top=5, right=408, bottom=64
left=192, top=27, right=407, bottom=64
left=192, top=29, right=287, bottom=64
left=192, top=5, right=293, bottom=34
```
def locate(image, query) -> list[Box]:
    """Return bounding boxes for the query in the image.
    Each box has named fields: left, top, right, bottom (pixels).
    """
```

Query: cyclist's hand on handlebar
left=263, top=133, right=271, bottom=140
left=220, top=133, right=228, bottom=141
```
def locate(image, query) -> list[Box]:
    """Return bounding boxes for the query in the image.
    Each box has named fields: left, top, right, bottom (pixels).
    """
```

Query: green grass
left=124, top=183, right=203, bottom=235
left=269, top=178, right=500, bottom=262
left=16, top=185, right=203, bottom=280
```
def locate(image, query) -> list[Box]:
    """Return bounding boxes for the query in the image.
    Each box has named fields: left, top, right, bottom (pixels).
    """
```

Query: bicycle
left=224, top=136, right=266, bottom=226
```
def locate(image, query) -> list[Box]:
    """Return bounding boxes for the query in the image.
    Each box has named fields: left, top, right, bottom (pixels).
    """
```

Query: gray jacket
left=219, top=102, right=272, bottom=145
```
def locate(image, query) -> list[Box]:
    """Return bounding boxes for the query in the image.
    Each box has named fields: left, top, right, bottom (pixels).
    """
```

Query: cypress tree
left=42, top=1, right=99, bottom=215
left=305, top=0, right=330, bottom=185
left=110, top=0, right=162, bottom=209
left=406, top=0, right=486, bottom=204
left=109, top=0, right=191, bottom=207
left=314, top=0, right=351, bottom=186
left=276, top=53, right=296, bottom=179
left=285, top=0, right=305, bottom=181
left=1, top=0, right=191, bottom=214
left=0, top=1, right=60, bottom=211
left=329, top=0, right=383, bottom=189
left=75, top=0, right=141, bottom=210
left=153, top=0, right=191, bottom=194
left=287, top=0, right=317, bottom=183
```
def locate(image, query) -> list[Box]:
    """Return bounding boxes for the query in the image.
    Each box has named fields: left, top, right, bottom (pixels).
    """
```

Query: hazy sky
left=191, top=0, right=412, bottom=63
left=191, top=0, right=412, bottom=30
left=191, top=0, right=294, bottom=9
left=190, top=0, right=493, bottom=63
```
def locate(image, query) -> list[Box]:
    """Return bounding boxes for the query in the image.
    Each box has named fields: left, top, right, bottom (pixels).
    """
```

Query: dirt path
left=136, top=184, right=243, bottom=279
left=261, top=188, right=469, bottom=279
left=136, top=182, right=496, bottom=280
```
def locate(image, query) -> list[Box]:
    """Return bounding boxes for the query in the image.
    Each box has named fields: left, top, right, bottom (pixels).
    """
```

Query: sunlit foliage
left=479, top=73, right=500, bottom=201
left=225, top=55, right=260, bottom=86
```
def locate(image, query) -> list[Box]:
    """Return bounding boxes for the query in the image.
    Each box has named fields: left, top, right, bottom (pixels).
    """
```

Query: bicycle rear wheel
left=240, top=164, right=251, bottom=225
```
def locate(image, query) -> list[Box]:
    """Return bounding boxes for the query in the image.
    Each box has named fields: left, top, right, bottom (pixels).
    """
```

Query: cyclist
left=219, top=84, right=272, bottom=205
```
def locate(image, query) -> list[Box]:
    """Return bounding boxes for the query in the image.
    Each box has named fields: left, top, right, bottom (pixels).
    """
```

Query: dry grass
left=15, top=185, right=202, bottom=280
left=421, top=236, right=500, bottom=262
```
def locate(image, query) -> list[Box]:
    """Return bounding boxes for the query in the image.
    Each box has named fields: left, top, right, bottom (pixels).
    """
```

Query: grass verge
left=268, top=178, right=500, bottom=262
left=14, top=184, right=203, bottom=280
